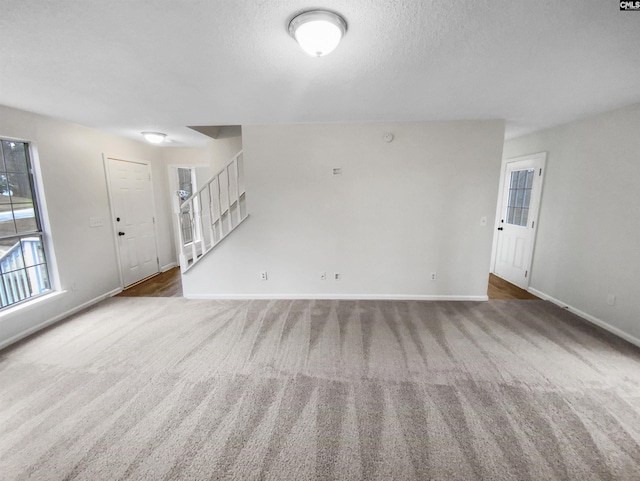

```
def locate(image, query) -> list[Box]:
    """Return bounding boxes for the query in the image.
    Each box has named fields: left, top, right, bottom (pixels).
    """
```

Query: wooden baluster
left=175, top=195, right=187, bottom=270
left=226, top=164, right=234, bottom=229
left=208, top=182, right=215, bottom=249
left=217, top=173, right=225, bottom=237
left=189, top=199, right=197, bottom=262
left=197, top=191, right=206, bottom=256
left=233, top=154, right=242, bottom=222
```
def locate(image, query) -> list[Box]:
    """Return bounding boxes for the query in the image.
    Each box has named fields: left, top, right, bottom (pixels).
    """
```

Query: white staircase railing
left=176, top=150, right=248, bottom=272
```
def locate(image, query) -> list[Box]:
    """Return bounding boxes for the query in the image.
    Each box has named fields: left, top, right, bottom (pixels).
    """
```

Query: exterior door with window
left=494, top=153, right=546, bottom=289
left=107, top=158, right=159, bottom=287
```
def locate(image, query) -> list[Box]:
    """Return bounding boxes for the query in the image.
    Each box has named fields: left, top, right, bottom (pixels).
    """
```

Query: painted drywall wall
left=502, top=103, right=640, bottom=343
left=163, top=135, right=243, bottom=181
left=0, top=104, right=174, bottom=349
left=183, top=120, right=505, bottom=299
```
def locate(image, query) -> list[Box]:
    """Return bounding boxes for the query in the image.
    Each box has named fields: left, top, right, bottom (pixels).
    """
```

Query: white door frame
left=491, top=152, right=547, bottom=289
left=104, top=154, right=161, bottom=289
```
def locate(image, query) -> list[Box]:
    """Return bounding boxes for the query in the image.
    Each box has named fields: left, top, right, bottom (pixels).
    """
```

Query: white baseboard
left=0, top=287, right=121, bottom=351
left=528, top=287, right=640, bottom=349
left=161, top=262, right=178, bottom=272
left=105, top=287, right=122, bottom=298
left=185, top=293, right=489, bottom=301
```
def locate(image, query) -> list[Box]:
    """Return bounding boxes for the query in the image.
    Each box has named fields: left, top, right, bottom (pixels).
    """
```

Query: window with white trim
left=0, top=139, right=50, bottom=309
left=177, top=167, right=200, bottom=245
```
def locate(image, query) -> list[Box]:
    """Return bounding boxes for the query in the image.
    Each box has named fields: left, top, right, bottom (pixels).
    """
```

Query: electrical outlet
left=334, top=273, right=340, bottom=281
left=260, top=271, right=268, bottom=281
left=71, top=282, right=77, bottom=292
left=89, top=216, right=104, bottom=228
left=607, top=294, right=616, bottom=306
left=320, top=272, right=326, bottom=280
left=480, top=216, right=487, bottom=226
left=430, top=272, right=437, bottom=281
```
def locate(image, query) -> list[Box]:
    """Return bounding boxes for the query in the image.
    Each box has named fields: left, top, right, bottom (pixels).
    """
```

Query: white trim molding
left=529, top=287, right=640, bottom=349
left=161, top=262, right=178, bottom=272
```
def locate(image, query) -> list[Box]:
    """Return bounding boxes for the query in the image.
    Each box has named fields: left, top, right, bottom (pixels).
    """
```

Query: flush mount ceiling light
left=288, top=10, right=347, bottom=57
left=141, top=131, right=167, bottom=144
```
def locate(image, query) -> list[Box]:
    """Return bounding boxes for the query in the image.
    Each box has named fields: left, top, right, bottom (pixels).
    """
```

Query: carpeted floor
left=2, top=298, right=640, bottom=480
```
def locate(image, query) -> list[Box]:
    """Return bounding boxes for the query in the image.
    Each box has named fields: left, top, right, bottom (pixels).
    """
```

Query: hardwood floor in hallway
left=116, top=267, right=182, bottom=298
left=487, top=273, right=540, bottom=300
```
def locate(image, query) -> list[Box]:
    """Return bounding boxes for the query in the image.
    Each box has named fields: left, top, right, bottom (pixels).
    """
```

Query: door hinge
left=532, top=221, right=535, bottom=228
left=157, top=257, right=159, bottom=265
left=149, top=173, right=151, bottom=181
left=152, top=217, right=155, bottom=224
left=525, top=270, right=528, bottom=278
left=539, top=168, right=542, bottom=176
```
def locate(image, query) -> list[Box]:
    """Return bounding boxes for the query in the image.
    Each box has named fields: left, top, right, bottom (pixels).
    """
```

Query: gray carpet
left=2, top=298, right=640, bottom=480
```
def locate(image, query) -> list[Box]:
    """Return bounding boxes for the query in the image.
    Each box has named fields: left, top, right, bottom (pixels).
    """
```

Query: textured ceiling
left=1, top=0, right=639, bottom=146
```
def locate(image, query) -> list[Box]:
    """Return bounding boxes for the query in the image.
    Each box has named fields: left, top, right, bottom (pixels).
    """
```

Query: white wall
left=163, top=134, right=243, bottom=184
left=183, top=120, right=505, bottom=299
left=503, top=103, right=640, bottom=344
left=0, top=104, right=174, bottom=349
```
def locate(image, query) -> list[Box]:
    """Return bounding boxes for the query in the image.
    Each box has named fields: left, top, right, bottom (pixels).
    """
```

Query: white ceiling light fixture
left=288, top=10, right=347, bottom=57
left=141, top=131, right=167, bottom=144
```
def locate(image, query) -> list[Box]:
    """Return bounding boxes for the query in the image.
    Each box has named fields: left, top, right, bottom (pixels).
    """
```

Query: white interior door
left=107, top=158, right=159, bottom=287
left=493, top=153, right=546, bottom=289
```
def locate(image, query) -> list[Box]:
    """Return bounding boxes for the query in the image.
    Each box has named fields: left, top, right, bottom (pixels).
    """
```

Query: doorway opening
left=104, top=156, right=160, bottom=288
left=491, top=152, right=546, bottom=292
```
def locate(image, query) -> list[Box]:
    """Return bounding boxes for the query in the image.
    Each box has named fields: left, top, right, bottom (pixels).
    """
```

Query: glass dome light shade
left=289, top=10, right=347, bottom=57
left=141, top=132, right=167, bottom=144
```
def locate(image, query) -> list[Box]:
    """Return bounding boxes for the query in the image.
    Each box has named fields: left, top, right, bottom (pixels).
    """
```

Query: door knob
left=118, top=232, right=125, bottom=236
left=497, top=227, right=503, bottom=231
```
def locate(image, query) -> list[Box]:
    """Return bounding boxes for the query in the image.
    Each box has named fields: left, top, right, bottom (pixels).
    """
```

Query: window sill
left=0, top=290, right=66, bottom=320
